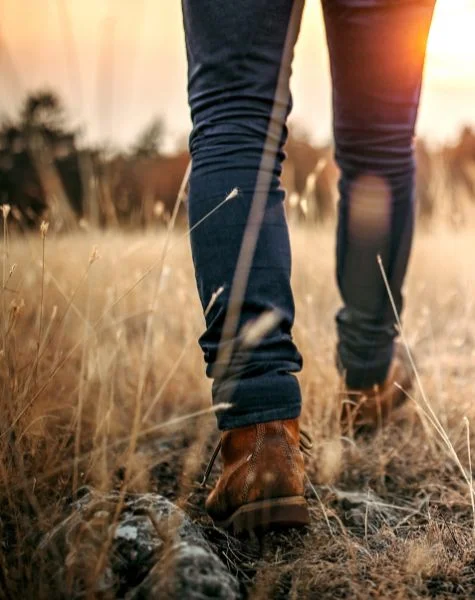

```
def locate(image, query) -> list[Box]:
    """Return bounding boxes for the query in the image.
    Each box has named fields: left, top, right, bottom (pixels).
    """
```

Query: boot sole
left=213, top=496, right=310, bottom=534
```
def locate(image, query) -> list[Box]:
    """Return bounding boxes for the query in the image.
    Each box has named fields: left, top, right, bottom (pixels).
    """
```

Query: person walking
left=181, top=0, right=435, bottom=533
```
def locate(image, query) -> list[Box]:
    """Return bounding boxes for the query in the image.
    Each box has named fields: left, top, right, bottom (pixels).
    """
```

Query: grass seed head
left=241, top=309, right=281, bottom=349
left=89, top=246, right=100, bottom=265
left=226, top=187, right=239, bottom=201
left=2, top=204, right=11, bottom=220
left=40, top=221, right=49, bottom=238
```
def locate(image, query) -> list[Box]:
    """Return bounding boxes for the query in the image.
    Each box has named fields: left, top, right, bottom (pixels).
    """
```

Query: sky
left=2, top=0, right=475, bottom=151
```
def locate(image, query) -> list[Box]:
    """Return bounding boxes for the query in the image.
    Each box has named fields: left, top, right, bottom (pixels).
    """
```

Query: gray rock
left=329, top=487, right=418, bottom=534
left=127, top=542, right=240, bottom=600
left=40, top=487, right=239, bottom=599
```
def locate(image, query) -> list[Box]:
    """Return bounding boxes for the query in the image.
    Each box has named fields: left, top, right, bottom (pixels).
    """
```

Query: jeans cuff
left=217, top=404, right=301, bottom=431
left=214, top=372, right=302, bottom=430
left=336, top=348, right=393, bottom=389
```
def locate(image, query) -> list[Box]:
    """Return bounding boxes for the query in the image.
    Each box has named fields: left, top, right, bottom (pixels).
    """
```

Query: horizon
left=2, top=1, right=475, bottom=151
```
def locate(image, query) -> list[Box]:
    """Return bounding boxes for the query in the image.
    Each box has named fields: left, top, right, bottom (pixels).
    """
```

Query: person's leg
left=322, top=0, right=435, bottom=389
left=182, top=0, right=304, bottom=430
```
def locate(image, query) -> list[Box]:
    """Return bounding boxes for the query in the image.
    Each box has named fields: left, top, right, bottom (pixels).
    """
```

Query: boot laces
left=200, top=439, right=222, bottom=488
left=200, top=427, right=313, bottom=488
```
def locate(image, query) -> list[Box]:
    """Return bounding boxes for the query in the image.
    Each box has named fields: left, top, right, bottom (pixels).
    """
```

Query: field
left=2, top=220, right=475, bottom=598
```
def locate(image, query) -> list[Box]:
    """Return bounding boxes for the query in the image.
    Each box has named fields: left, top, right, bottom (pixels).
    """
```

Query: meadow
left=2, top=211, right=475, bottom=598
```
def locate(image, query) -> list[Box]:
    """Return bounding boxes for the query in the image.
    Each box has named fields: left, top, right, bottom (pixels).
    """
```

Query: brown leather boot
left=341, top=344, right=413, bottom=432
left=202, top=419, right=311, bottom=534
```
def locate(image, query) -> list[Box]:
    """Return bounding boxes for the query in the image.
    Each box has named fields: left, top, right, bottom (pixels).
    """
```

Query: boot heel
left=218, top=496, right=310, bottom=534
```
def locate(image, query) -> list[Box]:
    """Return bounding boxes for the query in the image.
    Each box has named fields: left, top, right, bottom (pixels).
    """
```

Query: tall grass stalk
left=377, top=254, right=475, bottom=535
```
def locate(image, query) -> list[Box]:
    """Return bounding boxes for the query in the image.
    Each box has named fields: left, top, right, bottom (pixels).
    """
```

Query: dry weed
left=1, top=222, right=475, bottom=597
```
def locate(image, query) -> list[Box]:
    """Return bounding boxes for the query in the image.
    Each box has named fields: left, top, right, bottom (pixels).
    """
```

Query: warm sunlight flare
left=1, top=0, right=475, bottom=145
left=426, top=1, right=475, bottom=84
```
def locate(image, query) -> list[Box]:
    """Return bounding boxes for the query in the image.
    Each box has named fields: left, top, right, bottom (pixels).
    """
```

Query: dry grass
left=2, top=220, right=475, bottom=598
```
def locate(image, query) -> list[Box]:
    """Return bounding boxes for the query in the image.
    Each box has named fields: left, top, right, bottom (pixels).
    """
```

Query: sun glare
left=426, top=1, right=475, bottom=84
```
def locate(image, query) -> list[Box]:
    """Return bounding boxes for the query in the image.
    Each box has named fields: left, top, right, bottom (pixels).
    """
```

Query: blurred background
left=1, top=0, right=475, bottom=230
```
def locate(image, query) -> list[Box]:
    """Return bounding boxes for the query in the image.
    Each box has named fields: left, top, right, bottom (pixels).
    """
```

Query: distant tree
left=1, top=89, right=77, bottom=151
left=131, top=117, right=164, bottom=157
left=19, top=90, right=68, bottom=137
left=0, top=119, right=18, bottom=150
left=0, top=89, right=81, bottom=230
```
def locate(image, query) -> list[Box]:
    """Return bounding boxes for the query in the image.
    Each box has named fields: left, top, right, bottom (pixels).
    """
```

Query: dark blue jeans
left=182, top=0, right=435, bottom=430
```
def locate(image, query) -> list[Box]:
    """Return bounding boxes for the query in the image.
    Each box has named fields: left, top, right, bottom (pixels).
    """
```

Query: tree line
left=2, top=89, right=475, bottom=231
